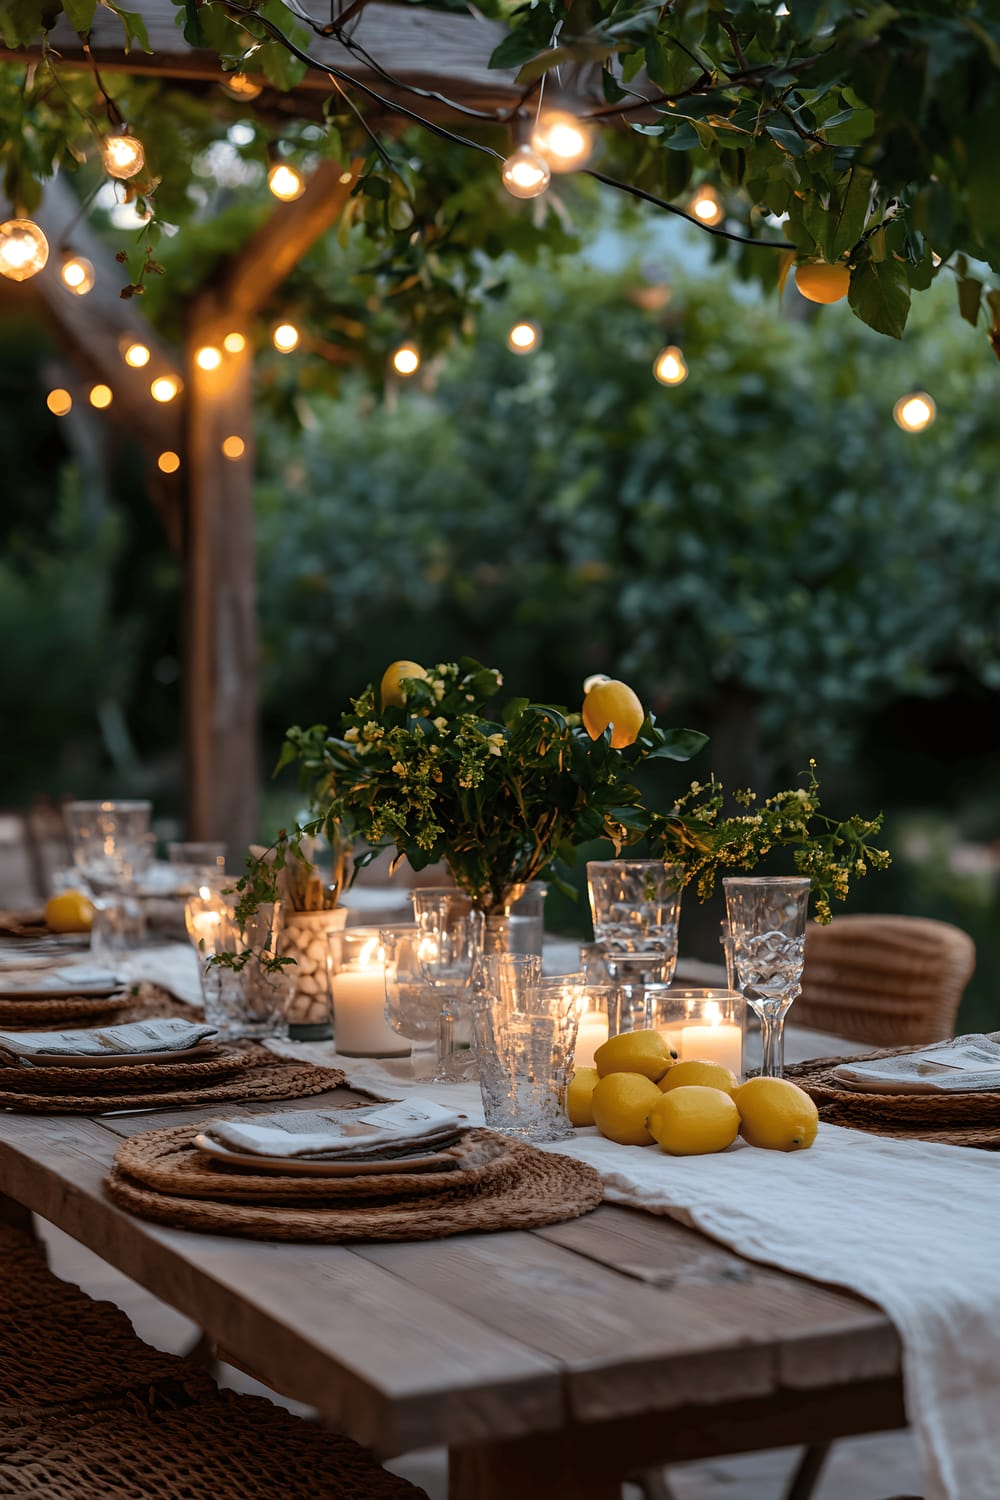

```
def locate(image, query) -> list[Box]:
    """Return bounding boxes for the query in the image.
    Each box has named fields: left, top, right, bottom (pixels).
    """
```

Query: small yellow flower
left=433, top=717, right=448, bottom=732
left=392, top=761, right=407, bottom=777
left=343, top=726, right=360, bottom=743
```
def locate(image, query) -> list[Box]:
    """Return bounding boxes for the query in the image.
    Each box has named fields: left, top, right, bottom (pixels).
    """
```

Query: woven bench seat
left=0, top=1224, right=426, bottom=1499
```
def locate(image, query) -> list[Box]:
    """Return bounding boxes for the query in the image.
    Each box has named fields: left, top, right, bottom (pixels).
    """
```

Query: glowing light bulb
left=893, top=393, right=936, bottom=433
left=0, top=219, right=49, bottom=282
left=267, top=163, right=305, bottom=202
left=60, top=255, right=95, bottom=294
left=46, top=388, right=72, bottom=416
left=222, top=72, right=263, bottom=100
left=195, top=345, right=222, bottom=371
left=531, top=109, right=595, bottom=173
left=272, top=322, right=300, bottom=353
left=222, top=435, right=246, bottom=459
left=102, top=131, right=145, bottom=181
left=501, top=145, right=551, bottom=200
left=124, top=342, right=150, bottom=368
left=506, top=320, right=540, bottom=354
left=391, top=343, right=420, bottom=376
left=157, top=450, right=181, bottom=474
left=653, top=345, right=688, bottom=386
left=89, top=384, right=113, bottom=409
left=150, top=375, right=181, bottom=403
left=223, top=331, right=246, bottom=354
left=690, top=186, right=724, bottom=225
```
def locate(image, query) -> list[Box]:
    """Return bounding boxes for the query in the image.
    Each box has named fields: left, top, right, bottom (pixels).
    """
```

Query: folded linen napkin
left=0, top=964, right=120, bottom=994
left=0, top=1017, right=218, bottom=1061
left=204, top=1099, right=467, bottom=1160
left=552, top=1124, right=1000, bottom=1500
left=833, top=1034, right=1000, bottom=1094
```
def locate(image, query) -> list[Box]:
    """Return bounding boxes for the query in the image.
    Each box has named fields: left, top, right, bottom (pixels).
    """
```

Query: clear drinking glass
left=723, top=877, right=811, bottom=1079
left=200, top=902, right=289, bottom=1042
left=481, top=882, right=548, bottom=958
left=64, top=800, right=153, bottom=889
left=380, top=923, right=444, bottom=1077
left=474, top=957, right=578, bottom=1142
left=90, top=892, right=146, bottom=963
left=410, top=889, right=485, bottom=1078
left=167, top=841, right=227, bottom=890
left=586, top=859, right=684, bottom=984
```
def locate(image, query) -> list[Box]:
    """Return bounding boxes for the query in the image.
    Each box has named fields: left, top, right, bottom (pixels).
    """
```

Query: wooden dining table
left=0, top=1070, right=905, bottom=1500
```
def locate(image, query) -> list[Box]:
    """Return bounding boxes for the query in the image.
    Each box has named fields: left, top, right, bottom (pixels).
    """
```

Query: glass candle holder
left=327, top=926, right=411, bottom=1058
left=198, top=902, right=289, bottom=1042
left=642, top=985, right=745, bottom=1076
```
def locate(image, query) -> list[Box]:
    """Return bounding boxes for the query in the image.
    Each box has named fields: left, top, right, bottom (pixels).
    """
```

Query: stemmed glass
left=586, top=859, right=683, bottom=1032
left=379, top=923, right=448, bottom=1078
left=723, top=876, right=811, bottom=1078
left=409, top=889, right=485, bottom=1079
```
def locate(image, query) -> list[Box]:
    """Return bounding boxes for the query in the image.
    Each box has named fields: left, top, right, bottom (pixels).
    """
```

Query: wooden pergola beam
left=0, top=0, right=520, bottom=117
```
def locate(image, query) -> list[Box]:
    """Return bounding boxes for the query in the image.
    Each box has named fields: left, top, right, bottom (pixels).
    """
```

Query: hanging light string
left=216, top=0, right=790, bottom=250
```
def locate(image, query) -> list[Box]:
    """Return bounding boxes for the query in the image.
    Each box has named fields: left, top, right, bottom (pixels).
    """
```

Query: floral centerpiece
left=229, top=658, right=889, bottom=949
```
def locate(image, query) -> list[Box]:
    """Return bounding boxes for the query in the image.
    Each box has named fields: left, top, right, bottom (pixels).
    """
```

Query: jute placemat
left=112, top=1126, right=518, bottom=1204
left=787, top=1048, right=1000, bottom=1148
left=0, top=991, right=133, bottom=1026
left=106, top=1130, right=604, bottom=1241
left=0, top=1048, right=251, bottom=1094
left=0, top=1053, right=346, bottom=1115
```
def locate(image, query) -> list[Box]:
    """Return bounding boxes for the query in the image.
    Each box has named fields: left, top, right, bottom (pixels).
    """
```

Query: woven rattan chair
left=794, top=914, right=976, bottom=1049
left=0, top=1223, right=426, bottom=1499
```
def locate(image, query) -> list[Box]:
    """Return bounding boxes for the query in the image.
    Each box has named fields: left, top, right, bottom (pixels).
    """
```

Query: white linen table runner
left=554, top=1125, right=1000, bottom=1500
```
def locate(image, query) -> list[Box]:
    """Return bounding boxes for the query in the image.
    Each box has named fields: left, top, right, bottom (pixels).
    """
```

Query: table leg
left=448, top=1433, right=623, bottom=1500
left=0, top=1189, right=37, bottom=1238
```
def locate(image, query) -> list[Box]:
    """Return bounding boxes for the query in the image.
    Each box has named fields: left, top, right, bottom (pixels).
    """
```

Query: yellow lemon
left=732, top=1077, right=819, bottom=1152
left=794, top=261, right=850, bottom=305
left=44, top=890, right=95, bottom=933
left=379, top=659, right=427, bottom=709
left=565, top=1066, right=600, bottom=1127
left=658, top=1059, right=738, bottom=1095
left=582, top=678, right=645, bottom=749
left=591, top=1072, right=662, bottom=1146
left=647, top=1085, right=741, bottom=1156
left=594, top=1029, right=674, bottom=1083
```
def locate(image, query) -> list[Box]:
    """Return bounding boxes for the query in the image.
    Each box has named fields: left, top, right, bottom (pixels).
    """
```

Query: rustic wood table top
left=0, top=1084, right=905, bottom=1500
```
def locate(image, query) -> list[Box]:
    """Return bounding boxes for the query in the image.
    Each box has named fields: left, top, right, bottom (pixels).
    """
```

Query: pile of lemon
left=566, top=1029, right=819, bottom=1155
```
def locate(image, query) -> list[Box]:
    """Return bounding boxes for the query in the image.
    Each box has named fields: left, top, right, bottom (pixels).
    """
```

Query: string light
left=157, top=451, right=181, bottom=474
left=391, top=343, right=420, bottom=376
left=501, top=145, right=551, bottom=200
left=690, top=186, right=724, bottom=226
left=0, top=218, right=49, bottom=282
left=267, top=163, right=305, bottom=202
left=223, top=332, right=246, bottom=354
left=893, top=392, right=936, bottom=433
left=89, top=384, right=113, bottom=409
left=531, top=109, right=595, bottom=173
left=222, top=435, right=246, bottom=459
left=195, top=345, right=222, bottom=371
left=60, top=255, right=95, bottom=295
left=272, top=322, right=300, bottom=353
left=222, top=72, right=263, bottom=100
left=46, top=389, right=72, bottom=416
left=102, top=130, right=145, bottom=181
left=653, top=345, right=688, bottom=386
left=150, top=375, right=181, bottom=403
left=123, top=342, right=150, bottom=368
left=506, top=321, right=540, bottom=354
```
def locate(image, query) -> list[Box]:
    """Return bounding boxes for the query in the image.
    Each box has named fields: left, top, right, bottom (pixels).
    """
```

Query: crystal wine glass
left=586, top=859, right=683, bottom=1032
left=723, top=876, right=811, bottom=1078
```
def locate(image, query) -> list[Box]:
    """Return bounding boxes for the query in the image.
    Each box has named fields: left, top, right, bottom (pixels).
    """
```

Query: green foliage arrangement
left=229, top=659, right=889, bottom=952
left=2, top=1, right=1000, bottom=350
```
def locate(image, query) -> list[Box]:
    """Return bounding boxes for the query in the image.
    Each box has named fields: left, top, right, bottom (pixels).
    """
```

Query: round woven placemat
left=786, top=1049, right=1000, bottom=1148
left=0, top=991, right=133, bottom=1025
left=105, top=1131, right=603, bottom=1241
left=113, top=1125, right=520, bottom=1203
left=0, top=1056, right=346, bottom=1114
left=0, top=1047, right=250, bottom=1094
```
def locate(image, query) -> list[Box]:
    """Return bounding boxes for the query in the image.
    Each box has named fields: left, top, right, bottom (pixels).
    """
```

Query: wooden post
left=183, top=306, right=259, bottom=859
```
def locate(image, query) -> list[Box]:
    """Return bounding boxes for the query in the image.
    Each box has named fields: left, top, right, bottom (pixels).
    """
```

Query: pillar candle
left=574, top=1010, right=609, bottom=1070
left=331, top=963, right=410, bottom=1057
left=680, top=1018, right=742, bottom=1076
